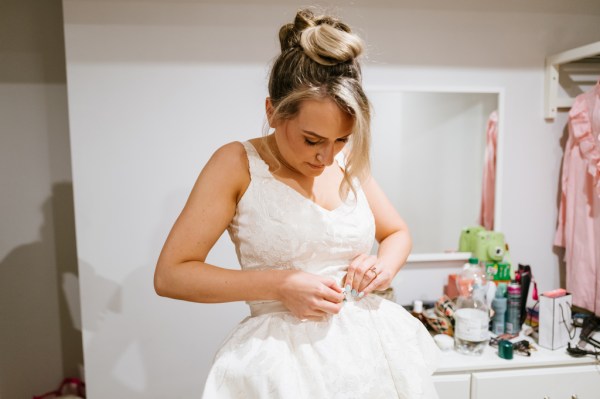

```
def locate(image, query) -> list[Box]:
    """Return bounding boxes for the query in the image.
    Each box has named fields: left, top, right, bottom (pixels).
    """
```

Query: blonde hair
left=266, top=8, right=371, bottom=198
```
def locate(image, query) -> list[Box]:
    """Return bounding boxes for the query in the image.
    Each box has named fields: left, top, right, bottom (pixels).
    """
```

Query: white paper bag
left=538, top=292, right=573, bottom=350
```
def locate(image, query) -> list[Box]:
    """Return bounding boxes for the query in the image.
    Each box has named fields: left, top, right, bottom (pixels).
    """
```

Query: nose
left=321, top=143, right=335, bottom=166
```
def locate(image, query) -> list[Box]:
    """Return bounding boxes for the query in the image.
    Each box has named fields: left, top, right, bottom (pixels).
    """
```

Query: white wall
left=61, top=0, right=600, bottom=397
left=0, top=1, right=83, bottom=398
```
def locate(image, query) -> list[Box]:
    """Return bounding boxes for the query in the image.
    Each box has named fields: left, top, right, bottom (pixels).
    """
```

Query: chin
left=306, top=170, right=325, bottom=177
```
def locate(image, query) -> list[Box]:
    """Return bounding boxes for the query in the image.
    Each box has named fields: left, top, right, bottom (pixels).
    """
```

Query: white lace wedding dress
left=202, top=141, right=440, bottom=399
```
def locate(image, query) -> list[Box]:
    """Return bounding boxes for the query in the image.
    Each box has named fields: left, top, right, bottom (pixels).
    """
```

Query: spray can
left=491, top=283, right=508, bottom=335
left=506, top=283, right=521, bottom=334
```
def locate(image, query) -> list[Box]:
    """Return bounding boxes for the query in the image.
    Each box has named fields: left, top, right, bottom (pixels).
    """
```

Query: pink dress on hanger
left=554, top=81, right=600, bottom=315
left=479, top=111, right=498, bottom=231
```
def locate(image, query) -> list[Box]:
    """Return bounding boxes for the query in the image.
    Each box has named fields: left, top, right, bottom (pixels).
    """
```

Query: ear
left=265, top=97, right=276, bottom=127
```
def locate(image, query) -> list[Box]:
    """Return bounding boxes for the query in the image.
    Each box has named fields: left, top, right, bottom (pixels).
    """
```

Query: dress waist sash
left=248, top=300, right=289, bottom=317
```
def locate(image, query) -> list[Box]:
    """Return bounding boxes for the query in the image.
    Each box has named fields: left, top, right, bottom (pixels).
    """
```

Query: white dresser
left=433, top=340, right=600, bottom=399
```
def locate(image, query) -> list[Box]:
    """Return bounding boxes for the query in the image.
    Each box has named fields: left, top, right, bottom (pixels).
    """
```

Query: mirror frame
left=364, top=85, right=505, bottom=262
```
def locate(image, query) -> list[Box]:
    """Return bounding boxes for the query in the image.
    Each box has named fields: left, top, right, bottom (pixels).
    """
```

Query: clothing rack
left=544, top=41, right=600, bottom=119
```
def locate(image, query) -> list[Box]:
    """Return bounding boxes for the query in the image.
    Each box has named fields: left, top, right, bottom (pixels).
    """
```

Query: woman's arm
left=344, top=175, right=412, bottom=296
left=364, top=174, right=412, bottom=274
left=154, top=141, right=344, bottom=318
left=154, top=141, right=275, bottom=302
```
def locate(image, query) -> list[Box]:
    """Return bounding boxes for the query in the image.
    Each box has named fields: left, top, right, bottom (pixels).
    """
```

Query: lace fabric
left=203, top=141, right=440, bottom=398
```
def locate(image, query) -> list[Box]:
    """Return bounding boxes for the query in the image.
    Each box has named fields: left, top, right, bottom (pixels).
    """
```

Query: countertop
left=434, top=332, right=599, bottom=374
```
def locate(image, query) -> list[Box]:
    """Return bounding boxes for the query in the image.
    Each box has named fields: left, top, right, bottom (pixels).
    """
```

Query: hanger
left=544, top=41, right=600, bottom=120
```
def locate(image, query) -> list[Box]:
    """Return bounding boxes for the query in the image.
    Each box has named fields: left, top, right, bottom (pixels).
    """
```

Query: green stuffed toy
left=458, top=226, right=485, bottom=253
left=458, top=226, right=513, bottom=281
left=459, top=225, right=506, bottom=263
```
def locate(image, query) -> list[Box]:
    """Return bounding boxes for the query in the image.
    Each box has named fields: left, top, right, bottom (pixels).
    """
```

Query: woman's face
left=270, top=97, right=354, bottom=177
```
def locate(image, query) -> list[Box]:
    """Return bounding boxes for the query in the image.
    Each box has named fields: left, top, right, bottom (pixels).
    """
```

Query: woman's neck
left=264, top=134, right=302, bottom=177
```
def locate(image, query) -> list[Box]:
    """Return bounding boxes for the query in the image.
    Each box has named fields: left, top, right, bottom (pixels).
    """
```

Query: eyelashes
left=304, top=137, right=349, bottom=146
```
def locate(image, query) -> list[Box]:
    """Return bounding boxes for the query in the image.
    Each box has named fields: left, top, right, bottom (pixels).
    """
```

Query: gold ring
left=368, top=266, right=378, bottom=277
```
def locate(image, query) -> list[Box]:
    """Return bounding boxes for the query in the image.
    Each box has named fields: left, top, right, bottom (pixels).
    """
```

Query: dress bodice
left=227, top=141, right=375, bottom=315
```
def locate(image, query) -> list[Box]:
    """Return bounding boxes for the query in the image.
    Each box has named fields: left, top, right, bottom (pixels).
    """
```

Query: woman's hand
left=277, top=270, right=345, bottom=320
left=343, top=254, right=394, bottom=299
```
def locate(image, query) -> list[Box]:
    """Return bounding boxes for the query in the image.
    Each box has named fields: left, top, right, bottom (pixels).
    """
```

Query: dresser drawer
left=433, top=373, right=471, bottom=399
left=471, top=364, right=600, bottom=399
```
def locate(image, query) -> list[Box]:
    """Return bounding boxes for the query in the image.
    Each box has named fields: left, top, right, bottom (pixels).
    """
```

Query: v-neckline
left=247, top=141, right=347, bottom=214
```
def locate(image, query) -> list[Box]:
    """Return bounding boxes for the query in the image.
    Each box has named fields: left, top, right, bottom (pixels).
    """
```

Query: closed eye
left=303, top=134, right=351, bottom=146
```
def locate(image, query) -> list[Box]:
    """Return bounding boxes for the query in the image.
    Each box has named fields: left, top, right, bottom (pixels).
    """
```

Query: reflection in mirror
left=368, top=89, right=500, bottom=258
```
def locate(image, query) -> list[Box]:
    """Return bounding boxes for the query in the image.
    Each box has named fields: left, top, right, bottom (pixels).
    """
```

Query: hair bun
left=278, top=23, right=299, bottom=52
left=277, top=9, right=314, bottom=52
left=278, top=9, right=364, bottom=65
left=300, top=23, right=363, bottom=66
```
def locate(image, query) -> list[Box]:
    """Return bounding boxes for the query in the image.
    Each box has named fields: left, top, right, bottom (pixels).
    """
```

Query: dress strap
left=240, top=140, right=271, bottom=178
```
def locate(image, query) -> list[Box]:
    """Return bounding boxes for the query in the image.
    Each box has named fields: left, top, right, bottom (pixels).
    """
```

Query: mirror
left=367, top=88, right=502, bottom=261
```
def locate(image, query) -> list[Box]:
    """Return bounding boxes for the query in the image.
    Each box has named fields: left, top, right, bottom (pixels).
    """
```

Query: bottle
left=491, top=283, right=508, bottom=335
left=411, top=300, right=427, bottom=325
left=505, top=282, right=521, bottom=334
left=454, top=257, right=490, bottom=355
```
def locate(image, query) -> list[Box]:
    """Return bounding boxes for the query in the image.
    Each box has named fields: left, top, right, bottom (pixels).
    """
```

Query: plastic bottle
left=491, top=283, right=508, bottom=335
left=454, top=257, right=490, bottom=355
left=505, top=282, right=521, bottom=334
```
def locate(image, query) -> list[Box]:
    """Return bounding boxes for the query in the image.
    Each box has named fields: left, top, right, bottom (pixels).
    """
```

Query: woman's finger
left=360, top=268, right=392, bottom=297
left=345, top=254, right=368, bottom=295
left=321, top=284, right=345, bottom=304
left=322, top=278, right=343, bottom=294
left=352, top=255, right=377, bottom=295
left=317, top=299, right=343, bottom=315
left=300, top=308, right=329, bottom=321
left=359, top=274, right=382, bottom=296
left=358, top=265, right=378, bottom=292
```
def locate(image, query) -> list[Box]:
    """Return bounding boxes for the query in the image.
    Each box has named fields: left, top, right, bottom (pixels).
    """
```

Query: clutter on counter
left=405, top=224, right=600, bottom=363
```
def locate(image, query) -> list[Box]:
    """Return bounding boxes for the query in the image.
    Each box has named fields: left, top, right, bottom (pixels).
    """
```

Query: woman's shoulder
left=202, top=141, right=252, bottom=192
left=208, top=140, right=253, bottom=170
left=212, top=140, right=245, bottom=158
left=206, top=138, right=271, bottom=185
left=211, top=138, right=263, bottom=159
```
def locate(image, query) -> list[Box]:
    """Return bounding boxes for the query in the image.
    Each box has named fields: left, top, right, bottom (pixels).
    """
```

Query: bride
left=154, top=8, right=439, bottom=398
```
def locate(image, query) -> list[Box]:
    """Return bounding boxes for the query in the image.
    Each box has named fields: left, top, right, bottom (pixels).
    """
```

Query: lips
left=307, top=163, right=325, bottom=169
